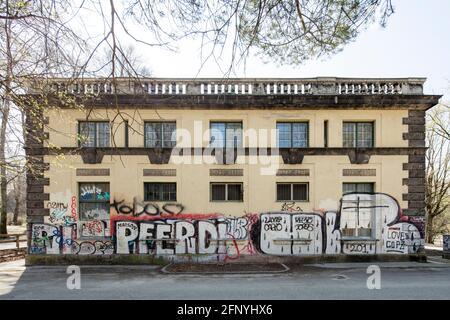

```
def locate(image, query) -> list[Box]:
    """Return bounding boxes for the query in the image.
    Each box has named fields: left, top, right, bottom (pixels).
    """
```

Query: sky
left=131, top=0, right=450, bottom=101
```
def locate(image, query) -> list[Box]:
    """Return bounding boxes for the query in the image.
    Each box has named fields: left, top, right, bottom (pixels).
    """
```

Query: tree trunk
left=0, top=6, right=13, bottom=236
left=12, top=178, right=20, bottom=225
left=426, top=213, right=434, bottom=244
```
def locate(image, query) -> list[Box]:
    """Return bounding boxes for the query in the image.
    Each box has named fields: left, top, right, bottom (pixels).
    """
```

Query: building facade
left=24, top=78, right=440, bottom=263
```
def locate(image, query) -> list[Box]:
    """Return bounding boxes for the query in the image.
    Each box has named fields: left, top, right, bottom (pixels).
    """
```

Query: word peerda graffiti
left=31, top=193, right=424, bottom=258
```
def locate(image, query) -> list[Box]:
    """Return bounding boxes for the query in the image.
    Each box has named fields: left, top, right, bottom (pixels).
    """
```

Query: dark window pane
left=227, top=184, right=242, bottom=201
left=211, top=184, right=226, bottom=201
left=277, top=184, right=291, bottom=201
left=293, top=184, right=308, bottom=201
left=144, top=183, right=176, bottom=201
left=343, top=183, right=374, bottom=194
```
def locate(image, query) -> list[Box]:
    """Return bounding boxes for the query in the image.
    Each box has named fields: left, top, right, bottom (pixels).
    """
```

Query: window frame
left=342, top=121, right=375, bottom=148
left=276, top=182, right=309, bottom=202
left=78, top=182, right=110, bottom=239
left=210, top=182, right=244, bottom=202
left=209, top=121, right=243, bottom=148
left=276, top=122, right=309, bottom=148
left=341, top=182, right=376, bottom=239
left=143, top=182, right=177, bottom=202
left=144, top=121, right=177, bottom=148
left=342, top=182, right=375, bottom=194
left=78, top=121, right=110, bottom=147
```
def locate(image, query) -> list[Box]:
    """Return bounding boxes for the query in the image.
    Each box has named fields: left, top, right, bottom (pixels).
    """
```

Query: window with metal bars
left=144, top=183, right=177, bottom=201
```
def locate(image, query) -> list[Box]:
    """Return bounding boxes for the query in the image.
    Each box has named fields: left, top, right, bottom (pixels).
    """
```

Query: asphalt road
left=1, top=258, right=450, bottom=300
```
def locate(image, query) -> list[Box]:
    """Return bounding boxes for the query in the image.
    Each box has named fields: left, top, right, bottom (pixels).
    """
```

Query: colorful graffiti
left=46, top=191, right=75, bottom=225
left=31, top=193, right=424, bottom=258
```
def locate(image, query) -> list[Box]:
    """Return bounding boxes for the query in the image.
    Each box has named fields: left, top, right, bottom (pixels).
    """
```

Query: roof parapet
left=27, top=77, right=426, bottom=96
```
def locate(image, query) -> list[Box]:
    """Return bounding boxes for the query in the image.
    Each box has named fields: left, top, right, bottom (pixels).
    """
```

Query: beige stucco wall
left=45, top=108, right=409, bottom=148
left=43, top=108, right=409, bottom=217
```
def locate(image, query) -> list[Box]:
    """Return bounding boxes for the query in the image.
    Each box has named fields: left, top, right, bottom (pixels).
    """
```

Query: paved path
left=1, top=259, right=450, bottom=300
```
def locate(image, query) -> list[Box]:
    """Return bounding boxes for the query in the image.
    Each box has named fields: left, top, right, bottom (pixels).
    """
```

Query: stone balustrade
left=31, top=77, right=426, bottom=95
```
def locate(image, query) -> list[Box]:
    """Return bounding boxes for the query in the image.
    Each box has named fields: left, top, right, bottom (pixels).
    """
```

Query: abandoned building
left=24, top=77, right=441, bottom=263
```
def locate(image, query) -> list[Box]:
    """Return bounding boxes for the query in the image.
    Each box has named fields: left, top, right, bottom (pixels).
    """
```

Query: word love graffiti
left=111, top=198, right=185, bottom=216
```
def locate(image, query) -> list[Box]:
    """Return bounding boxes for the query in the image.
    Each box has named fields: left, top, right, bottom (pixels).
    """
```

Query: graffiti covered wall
left=31, top=193, right=424, bottom=259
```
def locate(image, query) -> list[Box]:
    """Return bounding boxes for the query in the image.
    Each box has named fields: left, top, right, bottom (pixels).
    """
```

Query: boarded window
left=78, top=183, right=110, bottom=237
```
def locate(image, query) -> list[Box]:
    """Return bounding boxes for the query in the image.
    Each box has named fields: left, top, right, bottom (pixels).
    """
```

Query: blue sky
left=142, top=0, right=450, bottom=101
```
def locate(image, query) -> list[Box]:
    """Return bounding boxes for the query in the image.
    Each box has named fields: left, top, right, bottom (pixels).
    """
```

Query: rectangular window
left=79, top=183, right=110, bottom=237
left=276, top=183, right=309, bottom=201
left=79, top=121, right=110, bottom=147
left=343, top=122, right=374, bottom=148
left=124, top=120, right=129, bottom=147
left=343, top=183, right=375, bottom=194
left=277, top=122, right=309, bottom=148
left=324, top=120, right=328, bottom=148
left=341, top=191, right=376, bottom=238
left=210, top=183, right=243, bottom=201
left=210, top=122, right=243, bottom=148
left=145, top=122, right=176, bottom=148
left=144, top=183, right=177, bottom=201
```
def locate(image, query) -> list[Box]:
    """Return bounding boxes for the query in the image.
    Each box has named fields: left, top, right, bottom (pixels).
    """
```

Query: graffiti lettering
left=31, top=193, right=425, bottom=259
left=111, top=198, right=184, bottom=216
left=281, top=202, right=303, bottom=212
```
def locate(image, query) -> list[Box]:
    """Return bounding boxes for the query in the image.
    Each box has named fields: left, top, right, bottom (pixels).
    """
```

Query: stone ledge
left=76, top=168, right=110, bottom=176
left=343, top=169, right=376, bottom=176
left=25, top=253, right=427, bottom=266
